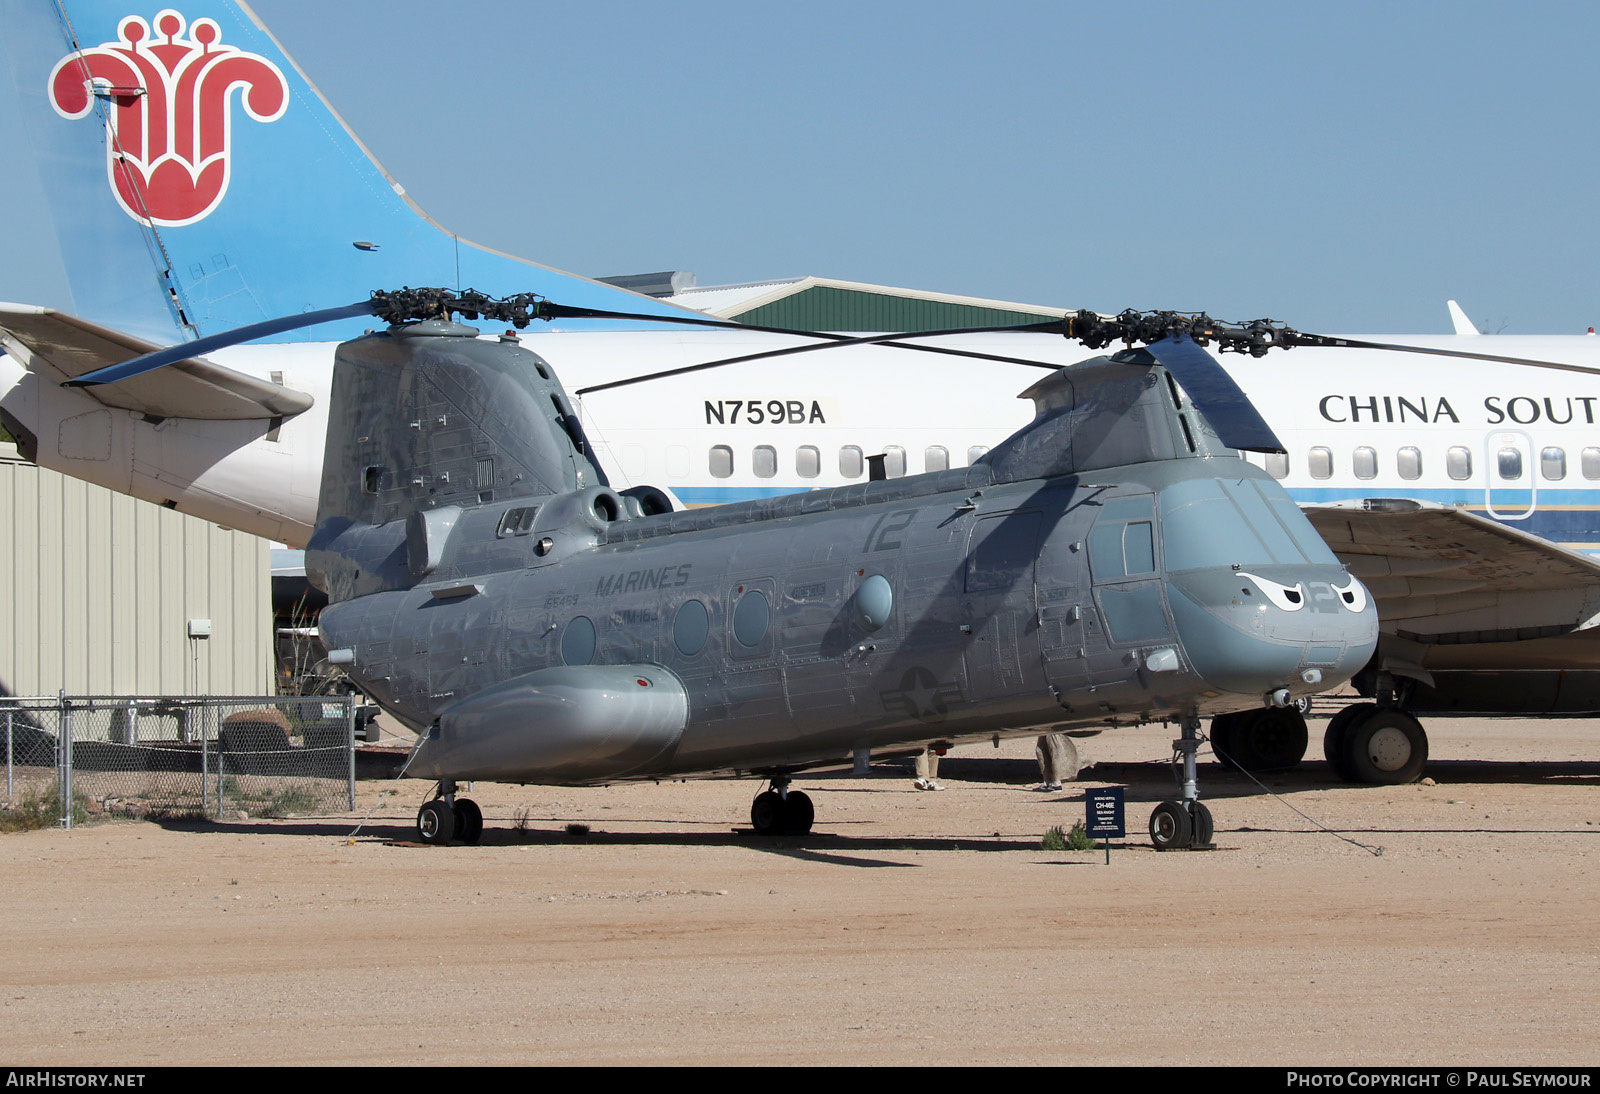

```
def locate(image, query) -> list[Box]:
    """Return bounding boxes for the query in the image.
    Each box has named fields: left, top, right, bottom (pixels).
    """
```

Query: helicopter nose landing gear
left=750, top=773, right=815, bottom=836
left=416, top=781, right=483, bottom=845
left=1149, top=716, right=1216, bottom=851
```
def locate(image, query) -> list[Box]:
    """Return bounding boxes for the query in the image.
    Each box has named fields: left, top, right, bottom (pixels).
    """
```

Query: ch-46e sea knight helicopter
left=76, top=294, right=1384, bottom=850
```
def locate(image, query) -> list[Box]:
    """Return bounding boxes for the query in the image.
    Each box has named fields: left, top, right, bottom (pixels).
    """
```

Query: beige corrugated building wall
left=0, top=443, right=273, bottom=697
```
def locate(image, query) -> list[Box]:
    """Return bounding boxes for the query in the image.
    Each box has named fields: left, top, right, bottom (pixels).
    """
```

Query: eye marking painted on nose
left=1236, top=572, right=1306, bottom=612
left=1332, top=575, right=1369, bottom=613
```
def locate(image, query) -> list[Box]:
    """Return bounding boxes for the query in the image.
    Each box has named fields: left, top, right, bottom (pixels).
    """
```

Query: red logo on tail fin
left=48, top=9, right=288, bottom=227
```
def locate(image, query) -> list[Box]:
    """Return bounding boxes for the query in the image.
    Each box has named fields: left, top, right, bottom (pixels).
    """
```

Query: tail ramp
left=0, top=1, right=686, bottom=343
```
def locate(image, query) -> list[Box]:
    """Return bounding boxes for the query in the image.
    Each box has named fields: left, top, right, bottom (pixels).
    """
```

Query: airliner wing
left=1305, top=500, right=1600, bottom=641
left=0, top=304, right=313, bottom=420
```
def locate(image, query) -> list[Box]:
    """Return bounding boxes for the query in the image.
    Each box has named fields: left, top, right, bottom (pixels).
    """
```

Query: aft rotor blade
left=1141, top=336, right=1285, bottom=454
left=65, top=301, right=378, bottom=387
left=575, top=321, right=1065, bottom=395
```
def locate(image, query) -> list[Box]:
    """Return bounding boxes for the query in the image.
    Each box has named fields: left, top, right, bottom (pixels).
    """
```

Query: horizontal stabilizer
left=0, top=303, right=313, bottom=419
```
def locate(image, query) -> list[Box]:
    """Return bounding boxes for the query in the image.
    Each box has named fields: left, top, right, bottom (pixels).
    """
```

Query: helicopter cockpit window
left=1159, top=478, right=1327, bottom=571
left=1087, top=497, right=1157, bottom=581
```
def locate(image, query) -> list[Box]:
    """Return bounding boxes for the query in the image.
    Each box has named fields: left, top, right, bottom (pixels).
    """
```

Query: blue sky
left=2, top=0, right=1596, bottom=333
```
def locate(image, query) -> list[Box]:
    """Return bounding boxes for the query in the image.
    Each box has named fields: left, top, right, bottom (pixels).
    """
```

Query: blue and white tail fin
left=0, top=1, right=687, bottom=343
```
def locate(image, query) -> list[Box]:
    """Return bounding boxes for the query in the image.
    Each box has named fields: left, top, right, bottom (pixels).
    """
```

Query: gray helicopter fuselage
left=309, top=323, right=1376, bottom=785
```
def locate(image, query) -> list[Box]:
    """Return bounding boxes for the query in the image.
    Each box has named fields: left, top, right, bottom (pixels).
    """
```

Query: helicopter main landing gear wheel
left=1149, top=799, right=1213, bottom=851
left=1149, top=716, right=1217, bottom=851
left=416, top=780, right=483, bottom=845
left=750, top=776, right=814, bottom=835
left=453, top=798, right=484, bottom=845
left=417, top=799, right=455, bottom=845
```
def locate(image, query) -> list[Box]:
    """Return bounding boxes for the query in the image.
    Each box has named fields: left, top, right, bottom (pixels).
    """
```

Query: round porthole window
left=561, top=615, right=595, bottom=665
left=855, top=574, right=893, bottom=631
left=673, top=599, right=709, bottom=656
left=732, top=590, right=770, bottom=648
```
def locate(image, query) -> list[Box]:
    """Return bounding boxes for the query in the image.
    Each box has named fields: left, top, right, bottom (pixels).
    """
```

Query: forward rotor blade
left=65, top=301, right=378, bottom=387
left=1139, top=336, right=1285, bottom=454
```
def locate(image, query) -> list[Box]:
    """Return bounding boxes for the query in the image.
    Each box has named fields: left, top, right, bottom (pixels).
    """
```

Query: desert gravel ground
left=2, top=714, right=1597, bottom=1067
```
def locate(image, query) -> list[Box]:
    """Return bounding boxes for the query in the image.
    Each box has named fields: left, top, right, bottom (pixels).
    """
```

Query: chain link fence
left=1, top=695, right=356, bottom=827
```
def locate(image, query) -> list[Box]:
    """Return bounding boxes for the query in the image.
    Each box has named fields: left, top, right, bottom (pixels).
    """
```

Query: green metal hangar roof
left=600, top=273, right=1067, bottom=331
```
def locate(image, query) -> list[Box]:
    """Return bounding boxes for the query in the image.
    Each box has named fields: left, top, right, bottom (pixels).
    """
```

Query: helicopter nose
left=1165, top=566, right=1377, bottom=698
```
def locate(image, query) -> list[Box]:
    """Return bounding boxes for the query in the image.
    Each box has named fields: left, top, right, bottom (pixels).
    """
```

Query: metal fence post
left=212, top=702, right=223, bottom=819
left=59, top=691, right=72, bottom=830
left=346, top=696, right=357, bottom=811
left=5, top=707, right=12, bottom=798
left=199, top=700, right=211, bottom=818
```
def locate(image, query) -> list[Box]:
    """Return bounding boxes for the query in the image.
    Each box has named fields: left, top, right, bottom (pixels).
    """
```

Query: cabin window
left=925, top=446, right=949, bottom=473
left=1541, top=447, right=1567, bottom=481
left=753, top=445, right=777, bottom=479
left=561, top=616, right=596, bottom=666
left=1308, top=447, right=1333, bottom=480
left=967, top=446, right=989, bottom=465
left=1497, top=448, right=1524, bottom=481
left=883, top=446, right=907, bottom=478
left=1584, top=448, right=1600, bottom=480
left=673, top=600, right=709, bottom=657
left=1397, top=447, right=1422, bottom=480
left=1265, top=452, right=1289, bottom=480
left=1353, top=447, right=1378, bottom=480
left=1447, top=446, right=1473, bottom=480
left=796, top=446, right=820, bottom=479
left=732, top=590, right=770, bottom=647
left=840, top=446, right=864, bottom=479
left=667, top=445, right=690, bottom=479
left=709, top=445, right=734, bottom=479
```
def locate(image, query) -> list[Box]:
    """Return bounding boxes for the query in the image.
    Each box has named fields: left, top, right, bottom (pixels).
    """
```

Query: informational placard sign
left=1085, top=787, right=1125, bottom=863
left=1085, top=787, right=1125, bottom=838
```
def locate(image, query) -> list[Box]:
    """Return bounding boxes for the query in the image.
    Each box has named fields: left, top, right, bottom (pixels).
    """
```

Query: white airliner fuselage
left=6, top=328, right=1599, bottom=558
